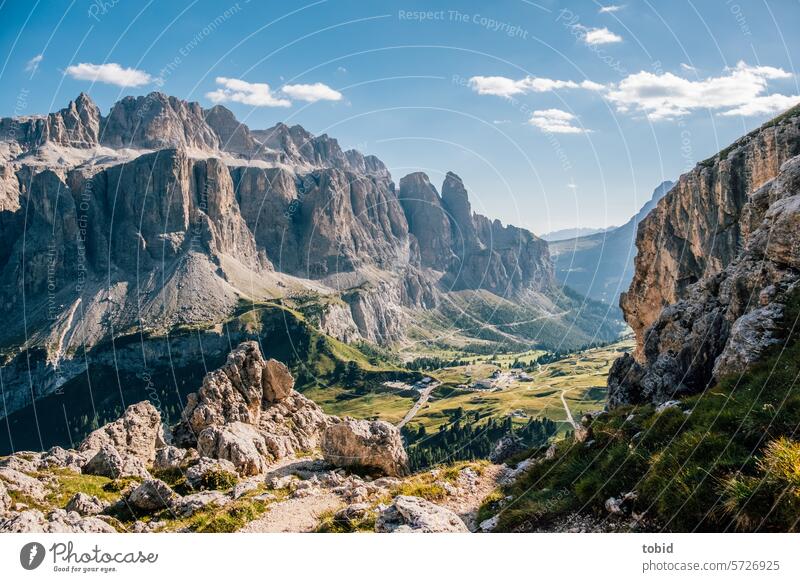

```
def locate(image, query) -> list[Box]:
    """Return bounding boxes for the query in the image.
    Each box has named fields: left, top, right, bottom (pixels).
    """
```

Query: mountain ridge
left=0, top=91, right=620, bottom=429
left=549, top=180, right=674, bottom=306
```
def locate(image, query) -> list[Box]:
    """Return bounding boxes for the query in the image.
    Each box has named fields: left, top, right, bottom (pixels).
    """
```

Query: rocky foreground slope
left=609, top=105, right=800, bottom=405
left=0, top=341, right=507, bottom=533
left=0, top=92, right=616, bottom=430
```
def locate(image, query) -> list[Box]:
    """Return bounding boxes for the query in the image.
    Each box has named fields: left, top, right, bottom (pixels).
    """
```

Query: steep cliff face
left=609, top=105, right=800, bottom=406
left=295, top=168, right=410, bottom=278
left=622, top=111, right=800, bottom=355
left=398, top=172, right=456, bottom=271
left=0, top=148, right=270, bottom=357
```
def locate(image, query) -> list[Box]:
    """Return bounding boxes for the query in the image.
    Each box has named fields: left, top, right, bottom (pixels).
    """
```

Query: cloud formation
left=282, top=82, right=342, bottom=102
left=206, top=77, right=291, bottom=107
left=469, top=62, right=797, bottom=122
left=469, top=75, right=603, bottom=98
left=719, top=94, right=800, bottom=117
left=607, top=61, right=797, bottom=119
left=528, top=109, right=588, bottom=134
left=207, top=78, right=342, bottom=107
left=582, top=27, right=623, bottom=45
left=65, top=62, right=152, bottom=87
left=599, top=5, right=624, bottom=13
left=25, top=54, right=43, bottom=74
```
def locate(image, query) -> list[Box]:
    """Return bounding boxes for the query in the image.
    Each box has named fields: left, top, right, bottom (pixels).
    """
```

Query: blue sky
left=1, top=0, right=798, bottom=233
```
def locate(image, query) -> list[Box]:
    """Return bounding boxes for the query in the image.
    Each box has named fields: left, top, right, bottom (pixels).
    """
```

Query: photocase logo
left=20, top=542, right=46, bottom=570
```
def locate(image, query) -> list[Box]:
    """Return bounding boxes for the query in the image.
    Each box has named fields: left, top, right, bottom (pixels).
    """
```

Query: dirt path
left=560, top=387, right=578, bottom=429
left=397, top=383, right=438, bottom=429
left=238, top=456, right=344, bottom=533
left=441, top=464, right=508, bottom=531
left=239, top=492, right=342, bottom=532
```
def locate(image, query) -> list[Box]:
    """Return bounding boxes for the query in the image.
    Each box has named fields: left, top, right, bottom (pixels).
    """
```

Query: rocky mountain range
left=548, top=180, right=673, bottom=306
left=0, top=92, right=618, bottom=451
left=541, top=226, right=611, bottom=242
left=608, top=105, right=800, bottom=405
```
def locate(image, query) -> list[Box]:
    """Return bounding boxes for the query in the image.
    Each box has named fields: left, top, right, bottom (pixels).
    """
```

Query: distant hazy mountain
left=548, top=180, right=674, bottom=306
left=540, top=226, right=612, bottom=242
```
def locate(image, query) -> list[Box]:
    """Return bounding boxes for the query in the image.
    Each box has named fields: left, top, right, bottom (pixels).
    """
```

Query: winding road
left=397, top=382, right=438, bottom=429
left=560, top=387, right=579, bottom=430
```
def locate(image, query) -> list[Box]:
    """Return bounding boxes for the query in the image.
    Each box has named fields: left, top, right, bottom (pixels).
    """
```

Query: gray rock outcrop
left=321, top=418, right=409, bottom=477
left=127, top=479, right=176, bottom=512
left=0, top=467, right=48, bottom=500
left=172, top=491, right=230, bottom=517
left=82, top=445, right=151, bottom=479
left=197, top=422, right=272, bottom=476
left=375, top=495, right=469, bottom=533
left=184, top=457, right=237, bottom=489
left=65, top=492, right=106, bottom=516
left=174, top=341, right=331, bottom=474
left=78, top=401, right=165, bottom=464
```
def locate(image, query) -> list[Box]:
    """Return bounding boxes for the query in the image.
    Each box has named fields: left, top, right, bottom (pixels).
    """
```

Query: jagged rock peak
left=398, top=172, right=455, bottom=271
left=203, top=104, right=258, bottom=155
left=441, top=171, right=477, bottom=252
left=101, top=91, right=220, bottom=150
left=0, top=92, right=101, bottom=149
left=396, top=170, right=553, bottom=295
left=252, top=121, right=351, bottom=170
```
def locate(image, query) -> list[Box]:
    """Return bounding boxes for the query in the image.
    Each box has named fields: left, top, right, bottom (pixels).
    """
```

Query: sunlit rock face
left=610, top=107, right=800, bottom=406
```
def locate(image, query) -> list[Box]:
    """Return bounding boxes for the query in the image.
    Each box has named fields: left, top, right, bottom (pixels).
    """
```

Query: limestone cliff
left=609, top=105, right=800, bottom=406
left=622, top=109, right=800, bottom=354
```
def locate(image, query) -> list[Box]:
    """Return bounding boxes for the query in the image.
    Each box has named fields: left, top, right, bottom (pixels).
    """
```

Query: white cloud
left=720, top=94, right=800, bottom=117
left=469, top=75, right=605, bottom=98
left=65, top=62, right=152, bottom=87
left=583, top=27, right=623, bottom=45
left=528, top=109, right=588, bottom=134
left=206, top=77, right=291, bottom=107
left=25, top=54, right=43, bottom=73
left=680, top=63, right=697, bottom=72
left=580, top=79, right=606, bottom=91
left=281, top=82, right=342, bottom=102
left=599, top=5, right=624, bottom=13
left=607, top=61, right=796, bottom=119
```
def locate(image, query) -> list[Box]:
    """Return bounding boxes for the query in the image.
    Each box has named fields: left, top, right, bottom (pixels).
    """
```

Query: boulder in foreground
left=79, top=401, right=165, bottom=464
left=321, top=418, right=409, bottom=477
left=375, top=495, right=469, bottom=533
